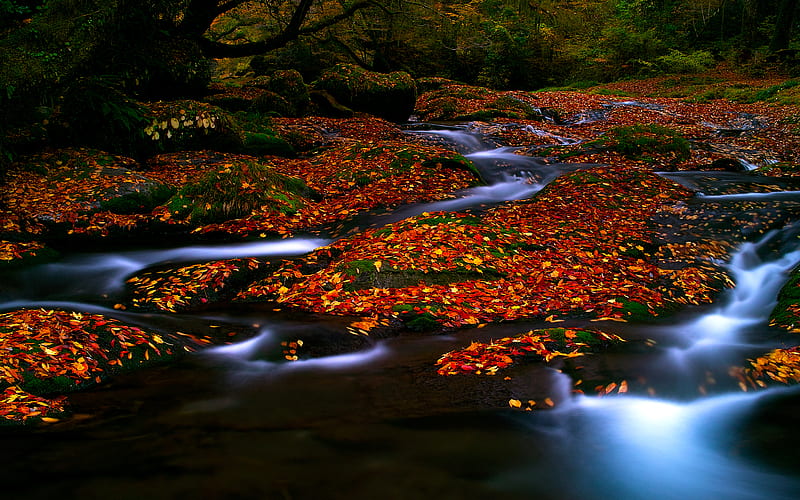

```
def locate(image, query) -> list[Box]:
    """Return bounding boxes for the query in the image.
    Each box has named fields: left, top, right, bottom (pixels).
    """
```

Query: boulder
left=415, top=82, right=544, bottom=122
left=314, top=64, right=417, bottom=122
left=141, top=100, right=243, bottom=154
left=245, top=69, right=311, bottom=116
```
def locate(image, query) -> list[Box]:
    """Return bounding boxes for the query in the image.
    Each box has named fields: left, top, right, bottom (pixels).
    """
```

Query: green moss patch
left=314, top=64, right=417, bottom=122
left=163, top=158, right=315, bottom=224
left=415, top=82, right=543, bottom=121
left=593, top=124, right=691, bottom=162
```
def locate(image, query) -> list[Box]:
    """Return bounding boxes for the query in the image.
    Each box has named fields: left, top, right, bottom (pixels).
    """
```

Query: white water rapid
left=501, top=227, right=800, bottom=500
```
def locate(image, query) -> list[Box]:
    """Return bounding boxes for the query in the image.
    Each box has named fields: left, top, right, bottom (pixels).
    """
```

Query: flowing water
left=3, top=127, right=800, bottom=499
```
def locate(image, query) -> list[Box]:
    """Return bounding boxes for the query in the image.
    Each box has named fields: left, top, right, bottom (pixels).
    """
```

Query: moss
left=232, top=111, right=294, bottom=155
left=314, top=64, right=417, bottom=122
left=99, top=183, right=175, bottom=214
left=544, top=327, right=619, bottom=348
left=770, top=271, right=800, bottom=329
left=615, top=299, right=651, bottom=321
left=413, top=214, right=482, bottom=226
left=595, top=124, right=690, bottom=162
left=392, top=303, right=444, bottom=331
left=242, top=132, right=295, bottom=156
left=164, top=159, right=314, bottom=223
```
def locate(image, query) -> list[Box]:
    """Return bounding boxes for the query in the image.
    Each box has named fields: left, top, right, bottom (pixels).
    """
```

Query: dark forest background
left=1, top=0, right=798, bottom=168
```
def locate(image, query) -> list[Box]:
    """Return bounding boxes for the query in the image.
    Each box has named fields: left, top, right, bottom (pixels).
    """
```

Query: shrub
left=55, top=77, right=149, bottom=155
left=655, top=49, right=715, bottom=74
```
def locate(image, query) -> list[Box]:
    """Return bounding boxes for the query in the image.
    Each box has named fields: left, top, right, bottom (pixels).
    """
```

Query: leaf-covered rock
left=126, top=258, right=266, bottom=312
left=769, top=268, right=800, bottom=331
left=234, top=168, right=720, bottom=329
left=0, top=308, right=218, bottom=423
left=1, top=148, right=172, bottom=237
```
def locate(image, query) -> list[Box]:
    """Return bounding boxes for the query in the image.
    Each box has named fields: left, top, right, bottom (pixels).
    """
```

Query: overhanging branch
left=199, top=0, right=377, bottom=58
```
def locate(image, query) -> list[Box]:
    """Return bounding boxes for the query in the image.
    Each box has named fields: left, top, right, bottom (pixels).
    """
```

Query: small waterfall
left=498, top=391, right=800, bottom=500
left=522, top=125, right=580, bottom=145
left=406, top=128, right=494, bottom=154
left=498, top=227, right=800, bottom=499
left=682, top=233, right=800, bottom=345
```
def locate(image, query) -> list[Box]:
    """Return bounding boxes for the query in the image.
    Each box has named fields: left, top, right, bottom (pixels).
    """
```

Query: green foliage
left=242, top=132, right=295, bottom=157
left=165, top=160, right=313, bottom=224
left=597, top=124, right=691, bottom=162
left=56, top=77, right=149, bottom=155
left=233, top=111, right=294, bottom=156
left=655, top=49, right=715, bottom=74
left=752, top=80, right=800, bottom=103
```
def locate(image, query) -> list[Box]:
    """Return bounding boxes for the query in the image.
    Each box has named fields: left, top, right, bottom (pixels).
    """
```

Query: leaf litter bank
left=6, top=72, right=800, bottom=422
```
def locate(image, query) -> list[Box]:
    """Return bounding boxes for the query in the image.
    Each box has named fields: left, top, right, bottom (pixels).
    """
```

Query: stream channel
left=3, top=126, right=800, bottom=499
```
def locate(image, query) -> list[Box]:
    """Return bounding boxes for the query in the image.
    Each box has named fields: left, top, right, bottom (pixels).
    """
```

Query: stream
left=3, top=125, right=800, bottom=499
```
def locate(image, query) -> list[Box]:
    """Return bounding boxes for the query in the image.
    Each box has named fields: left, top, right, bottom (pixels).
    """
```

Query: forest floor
left=3, top=68, right=800, bottom=423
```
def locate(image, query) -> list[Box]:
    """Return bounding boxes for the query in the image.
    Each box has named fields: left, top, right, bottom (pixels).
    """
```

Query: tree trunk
left=770, top=0, right=798, bottom=52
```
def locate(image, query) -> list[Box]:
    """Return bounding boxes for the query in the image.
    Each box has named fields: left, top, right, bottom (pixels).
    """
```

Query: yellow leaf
left=508, top=399, right=522, bottom=408
left=373, top=260, right=382, bottom=272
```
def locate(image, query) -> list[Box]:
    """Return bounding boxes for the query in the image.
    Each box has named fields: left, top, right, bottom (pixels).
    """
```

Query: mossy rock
left=245, top=69, right=310, bottom=116
left=141, top=100, right=243, bottom=154
left=162, top=157, right=316, bottom=224
left=314, top=64, right=417, bottom=122
left=770, top=270, right=800, bottom=330
left=593, top=124, right=691, bottom=162
left=232, top=112, right=295, bottom=156
left=250, top=90, right=294, bottom=116
left=415, top=83, right=543, bottom=121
